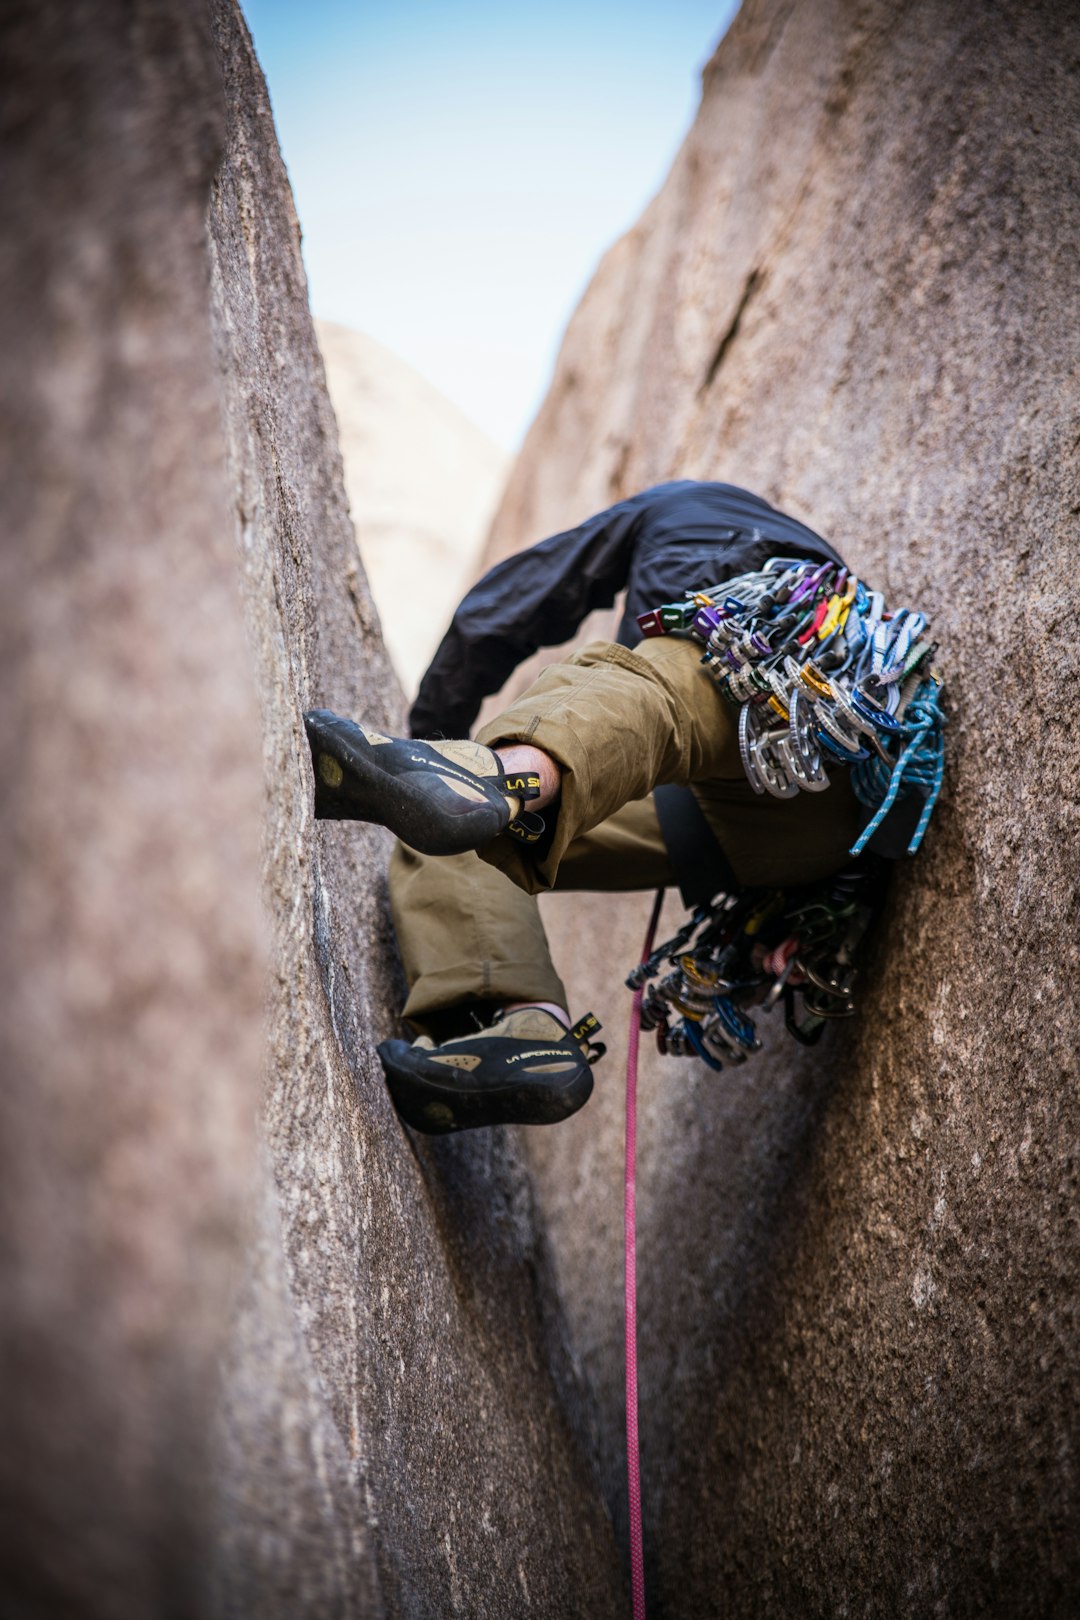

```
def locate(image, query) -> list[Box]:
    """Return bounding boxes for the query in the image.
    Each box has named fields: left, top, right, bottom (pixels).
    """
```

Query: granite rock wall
left=0, top=3, right=623, bottom=1615
left=4, top=0, right=1076, bottom=1612
left=483, top=1, right=1080, bottom=1613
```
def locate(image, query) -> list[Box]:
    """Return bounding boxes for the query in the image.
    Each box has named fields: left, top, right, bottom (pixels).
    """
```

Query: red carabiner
left=797, top=596, right=830, bottom=645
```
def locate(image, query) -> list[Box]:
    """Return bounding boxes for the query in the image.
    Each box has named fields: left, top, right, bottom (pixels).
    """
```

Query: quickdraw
left=626, top=863, right=886, bottom=1068
left=637, top=556, right=946, bottom=858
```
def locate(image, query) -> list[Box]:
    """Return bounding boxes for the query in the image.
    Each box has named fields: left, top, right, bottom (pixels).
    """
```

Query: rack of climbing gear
left=626, top=862, right=890, bottom=1068
left=636, top=555, right=946, bottom=858
left=630, top=554, right=945, bottom=1070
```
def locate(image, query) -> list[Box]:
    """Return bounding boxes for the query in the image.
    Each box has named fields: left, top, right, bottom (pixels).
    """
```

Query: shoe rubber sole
left=303, top=709, right=511, bottom=855
left=378, top=1036, right=594, bottom=1134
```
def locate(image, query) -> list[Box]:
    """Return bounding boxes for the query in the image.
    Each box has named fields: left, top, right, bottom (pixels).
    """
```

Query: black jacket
left=409, top=480, right=845, bottom=739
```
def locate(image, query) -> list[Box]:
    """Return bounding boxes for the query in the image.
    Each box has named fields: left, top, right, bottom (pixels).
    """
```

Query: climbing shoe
left=303, top=709, right=545, bottom=855
left=378, top=1007, right=605, bottom=1134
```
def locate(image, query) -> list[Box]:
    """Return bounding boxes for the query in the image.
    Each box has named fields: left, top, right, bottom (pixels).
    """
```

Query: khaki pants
left=390, top=637, right=864, bottom=1028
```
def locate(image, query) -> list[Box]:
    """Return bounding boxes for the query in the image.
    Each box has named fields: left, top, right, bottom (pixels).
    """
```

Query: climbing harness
left=624, top=888, right=664, bottom=1620
left=637, top=556, right=946, bottom=857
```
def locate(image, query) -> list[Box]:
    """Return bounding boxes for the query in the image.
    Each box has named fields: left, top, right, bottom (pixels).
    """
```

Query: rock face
left=5, top=0, right=1077, bottom=1614
left=482, top=0, right=1080, bottom=1614
left=0, top=5, right=264, bottom=1614
left=317, top=321, right=507, bottom=698
left=0, top=3, right=621, bottom=1616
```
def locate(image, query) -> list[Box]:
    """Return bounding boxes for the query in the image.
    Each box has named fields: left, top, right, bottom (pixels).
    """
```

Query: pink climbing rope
left=625, top=886, right=665, bottom=1620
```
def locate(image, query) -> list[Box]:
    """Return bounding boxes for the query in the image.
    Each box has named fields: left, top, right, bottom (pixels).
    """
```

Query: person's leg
left=321, top=631, right=859, bottom=999
left=379, top=796, right=675, bottom=1133
left=388, top=794, right=674, bottom=1029
left=309, top=634, right=861, bottom=1131
left=388, top=842, right=570, bottom=1036
left=303, top=637, right=719, bottom=870
left=475, top=635, right=862, bottom=894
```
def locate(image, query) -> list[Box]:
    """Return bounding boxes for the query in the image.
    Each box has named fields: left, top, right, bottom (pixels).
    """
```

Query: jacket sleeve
left=408, top=493, right=649, bottom=738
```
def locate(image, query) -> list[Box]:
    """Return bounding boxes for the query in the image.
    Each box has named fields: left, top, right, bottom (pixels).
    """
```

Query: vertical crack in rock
left=204, top=1, right=625, bottom=1615
left=699, top=266, right=763, bottom=395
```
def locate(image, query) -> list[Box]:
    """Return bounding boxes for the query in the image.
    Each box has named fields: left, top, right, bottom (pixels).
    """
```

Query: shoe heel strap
left=506, top=810, right=545, bottom=844
left=571, top=1011, right=606, bottom=1064
left=497, top=770, right=542, bottom=802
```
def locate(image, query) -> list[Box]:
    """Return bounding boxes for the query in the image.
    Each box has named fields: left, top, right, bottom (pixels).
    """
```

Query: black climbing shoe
left=378, top=1007, right=605, bottom=1134
left=303, top=709, right=545, bottom=856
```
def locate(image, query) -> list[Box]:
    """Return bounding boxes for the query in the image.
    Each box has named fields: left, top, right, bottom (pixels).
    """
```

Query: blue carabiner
left=683, top=1019, right=726, bottom=1071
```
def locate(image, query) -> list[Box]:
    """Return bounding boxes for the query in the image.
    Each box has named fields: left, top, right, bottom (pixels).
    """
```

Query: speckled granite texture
left=0, top=3, right=622, bottom=1615
left=482, top=1, right=1080, bottom=1614
left=3, top=0, right=1076, bottom=1613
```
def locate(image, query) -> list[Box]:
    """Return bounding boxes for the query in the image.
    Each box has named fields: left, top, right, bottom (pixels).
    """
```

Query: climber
left=304, top=480, right=865, bottom=1135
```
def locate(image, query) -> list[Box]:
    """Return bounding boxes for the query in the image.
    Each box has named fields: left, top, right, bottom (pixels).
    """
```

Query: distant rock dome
left=317, top=320, right=508, bottom=696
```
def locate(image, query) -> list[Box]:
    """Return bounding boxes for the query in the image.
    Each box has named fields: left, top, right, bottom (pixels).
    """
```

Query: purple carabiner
left=789, top=562, right=831, bottom=607
left=693, top=604, right=724, bottom=639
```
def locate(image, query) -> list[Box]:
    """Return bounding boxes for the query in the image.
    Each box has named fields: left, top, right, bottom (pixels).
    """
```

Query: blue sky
left=242, top=1, right=738, bottom=448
